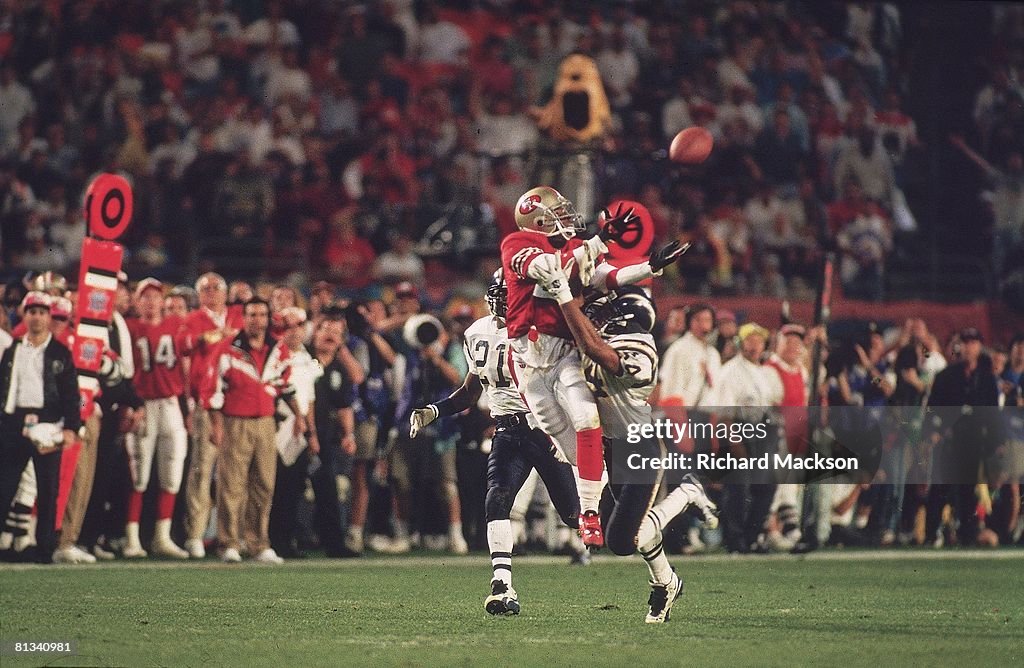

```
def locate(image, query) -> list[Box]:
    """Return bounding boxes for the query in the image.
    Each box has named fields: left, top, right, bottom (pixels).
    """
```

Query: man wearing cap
left=0, top=292, right=81, bottom=563
left=712, top=322, right=784, bottom=553
left=122, top=278, right=191, bottom=559
left=924, top=327, right=1000, bottom=547
left=179, top=272, right=243, bottom=558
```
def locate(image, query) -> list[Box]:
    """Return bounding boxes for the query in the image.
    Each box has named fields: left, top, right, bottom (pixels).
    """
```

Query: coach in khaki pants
left=208, top=298, right=300, bottom=565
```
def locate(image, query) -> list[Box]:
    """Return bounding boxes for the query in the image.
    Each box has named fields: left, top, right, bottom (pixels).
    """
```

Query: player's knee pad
left=485, top=486, right=514, bottom=522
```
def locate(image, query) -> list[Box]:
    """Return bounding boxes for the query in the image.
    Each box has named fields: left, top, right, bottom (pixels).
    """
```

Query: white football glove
left=576, top=236, right=607, bottom=287
left=530, top=253, right=575, bottom=305
left=410, top=404, right=439, bottom=438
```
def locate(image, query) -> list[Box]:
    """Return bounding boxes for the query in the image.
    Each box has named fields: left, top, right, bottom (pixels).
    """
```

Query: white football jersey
left=583, top=332, right=658, bottom=439
left=463, top=316, right=531, bottom=418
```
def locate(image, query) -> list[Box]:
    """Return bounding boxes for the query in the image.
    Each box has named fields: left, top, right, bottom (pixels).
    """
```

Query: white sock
left=638, top=514, right=673, bottom=585
left=577, top=478, right=604, bottom=514
left=487, top=520, right=514, bottom=587
left=155, top=519, right=173, bottom=543
left=126, top=522, right=142, bottom=548
left=650, top=484, right=696, bottom=528
left=449, top=522, right=465, bottom=541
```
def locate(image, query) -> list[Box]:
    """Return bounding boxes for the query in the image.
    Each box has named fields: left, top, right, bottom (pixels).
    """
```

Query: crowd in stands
left=1, top=0, right=989, bottom=303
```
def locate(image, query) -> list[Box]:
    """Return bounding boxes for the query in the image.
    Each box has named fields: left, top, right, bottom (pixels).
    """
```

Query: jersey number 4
left=137, top=334, right=176, bottom=372
left=474, top=340, right=511, bottom=388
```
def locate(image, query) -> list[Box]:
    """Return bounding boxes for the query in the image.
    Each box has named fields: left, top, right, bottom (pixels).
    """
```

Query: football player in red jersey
left=122, top=278, right=191, bottom=559
left=500, top=186, right=689, bottom=546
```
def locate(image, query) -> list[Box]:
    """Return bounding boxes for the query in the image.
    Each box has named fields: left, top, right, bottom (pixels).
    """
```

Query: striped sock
left=638, top=512, right=673, bottom=585
left=487, top=519, right=513, bottom=587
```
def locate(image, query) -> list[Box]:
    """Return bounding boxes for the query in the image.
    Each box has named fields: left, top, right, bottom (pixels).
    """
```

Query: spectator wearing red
left=178, top=272, right=242, bottom=559
left=323, top=209, right=377, bottom=291
left=208, top=298, right=300, bottom=564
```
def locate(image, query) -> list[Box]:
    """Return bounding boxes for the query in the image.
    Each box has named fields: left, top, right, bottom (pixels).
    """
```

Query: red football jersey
left=500, top=230, right=583, bottom=340
left=128, top=315, right=187, bottom=400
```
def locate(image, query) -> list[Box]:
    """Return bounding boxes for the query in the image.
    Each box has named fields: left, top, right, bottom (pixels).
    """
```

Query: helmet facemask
left=537, top=194, right=584, bottom=241
left=486, top=269, right=507, bottom=319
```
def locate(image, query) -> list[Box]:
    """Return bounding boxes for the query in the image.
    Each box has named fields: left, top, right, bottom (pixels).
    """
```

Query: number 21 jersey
left=463, top=316, right=530, bottom=418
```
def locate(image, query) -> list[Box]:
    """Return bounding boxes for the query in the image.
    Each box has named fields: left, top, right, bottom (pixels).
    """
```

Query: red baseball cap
left=134, top=277, right=164, bottom=299
left=21, top=291, right=52, bottom=310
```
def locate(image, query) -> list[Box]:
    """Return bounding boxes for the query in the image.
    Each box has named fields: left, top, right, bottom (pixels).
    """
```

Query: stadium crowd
left=1, top=0, right=982, bottom=302
left=0, top=2, right=1022, bottom=564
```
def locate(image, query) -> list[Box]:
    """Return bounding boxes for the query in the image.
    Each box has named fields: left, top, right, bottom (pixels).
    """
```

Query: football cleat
left=151, top=537, right=189, bottom=560
left=645, top=572, right=683, bottom=624
left=578, top=510, right=604, bottom=548
left=220, top=547, right=243, bottom=563
left=484, top=580, right=520, bottom=616
left=681, top=473, right=720, bottom=530
left=184, top=538, right=206, bottom=559
left=254, top=548, right=285, bottom=564
left=122, top=543, right=147, bottom=559
left=52, top=545, right=97, bottom=564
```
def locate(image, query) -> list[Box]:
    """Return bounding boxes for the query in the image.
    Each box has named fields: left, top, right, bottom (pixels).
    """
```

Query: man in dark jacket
left=925, top=328, right=1001, bottom=546
left=0, top=292, right=81, bottom=563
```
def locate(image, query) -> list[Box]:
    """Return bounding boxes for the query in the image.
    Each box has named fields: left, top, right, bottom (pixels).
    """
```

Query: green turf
left=1, top=554, right=1021, bottom=667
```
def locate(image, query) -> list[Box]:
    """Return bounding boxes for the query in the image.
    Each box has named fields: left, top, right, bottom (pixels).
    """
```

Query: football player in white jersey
left=546, top=275, right=719, bottom=624
left=409, top=270, right=581, bottom=616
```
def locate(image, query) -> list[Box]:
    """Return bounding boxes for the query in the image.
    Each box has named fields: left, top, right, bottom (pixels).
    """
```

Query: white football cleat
left=53, top=545, right=97, bottom=564
left=681, top=473, right=719, bottom=530
left=484, top=580, right=520, bottom=616
left=645, top=572, right=683, bottom=624
left=122, top=543, right=148, bottom=559
left=184, top=538, right=206, bottom=559
left=152, top=537, right=189, bottom=560
left=221, top=547, right=243, bottom=563
left=253, top=548, right=284, bottom=565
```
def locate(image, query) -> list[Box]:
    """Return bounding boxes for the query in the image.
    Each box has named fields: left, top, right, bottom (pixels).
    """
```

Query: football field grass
left=1, top=551, right=1021, bottom=667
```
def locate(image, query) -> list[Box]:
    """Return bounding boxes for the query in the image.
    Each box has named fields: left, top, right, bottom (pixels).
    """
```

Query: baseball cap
left=717, top=309, right=736, bottom=323
left=395, top=282, right=419, bottom=299
left=22, top=291, right=52, bottom=310
left=738, top=322, right=770, bottom=342
left=959, top=327, right=983, bottom=343
left=134, top=277, right=164, bottom=299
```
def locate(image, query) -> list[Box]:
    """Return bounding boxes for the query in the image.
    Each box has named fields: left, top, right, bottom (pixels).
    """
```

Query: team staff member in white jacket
left=712, top=322, right=783, bottom=554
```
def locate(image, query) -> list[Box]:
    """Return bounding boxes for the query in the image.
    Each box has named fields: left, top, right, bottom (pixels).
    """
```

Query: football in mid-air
left=669, top=126, right=714, bottom=164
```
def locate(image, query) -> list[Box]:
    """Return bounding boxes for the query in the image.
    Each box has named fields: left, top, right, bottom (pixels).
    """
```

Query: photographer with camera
left=381, top=309, right=468, bottom=554
left=338, top=298, right=396, bottom=555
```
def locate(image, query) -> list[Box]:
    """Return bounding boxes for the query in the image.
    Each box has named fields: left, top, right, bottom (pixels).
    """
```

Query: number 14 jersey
left=127, top=315, right=188, bottom=400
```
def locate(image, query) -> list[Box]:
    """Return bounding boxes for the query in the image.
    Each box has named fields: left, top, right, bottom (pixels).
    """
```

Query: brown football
left=669, top=126, right=714, bottom=164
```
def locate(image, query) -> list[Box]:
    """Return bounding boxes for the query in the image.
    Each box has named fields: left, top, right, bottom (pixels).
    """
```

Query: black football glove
left=598, top=203, right=640, bottom=243
left=650, top=240, right=692, bottom=273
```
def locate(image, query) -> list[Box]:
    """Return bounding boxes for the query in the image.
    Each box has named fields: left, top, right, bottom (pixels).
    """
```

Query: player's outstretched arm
left=595, top=240, right=692, bottom=291
left=559, top=298, right=622, bottom=375
left=409, top=372, right=484, bottom=437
